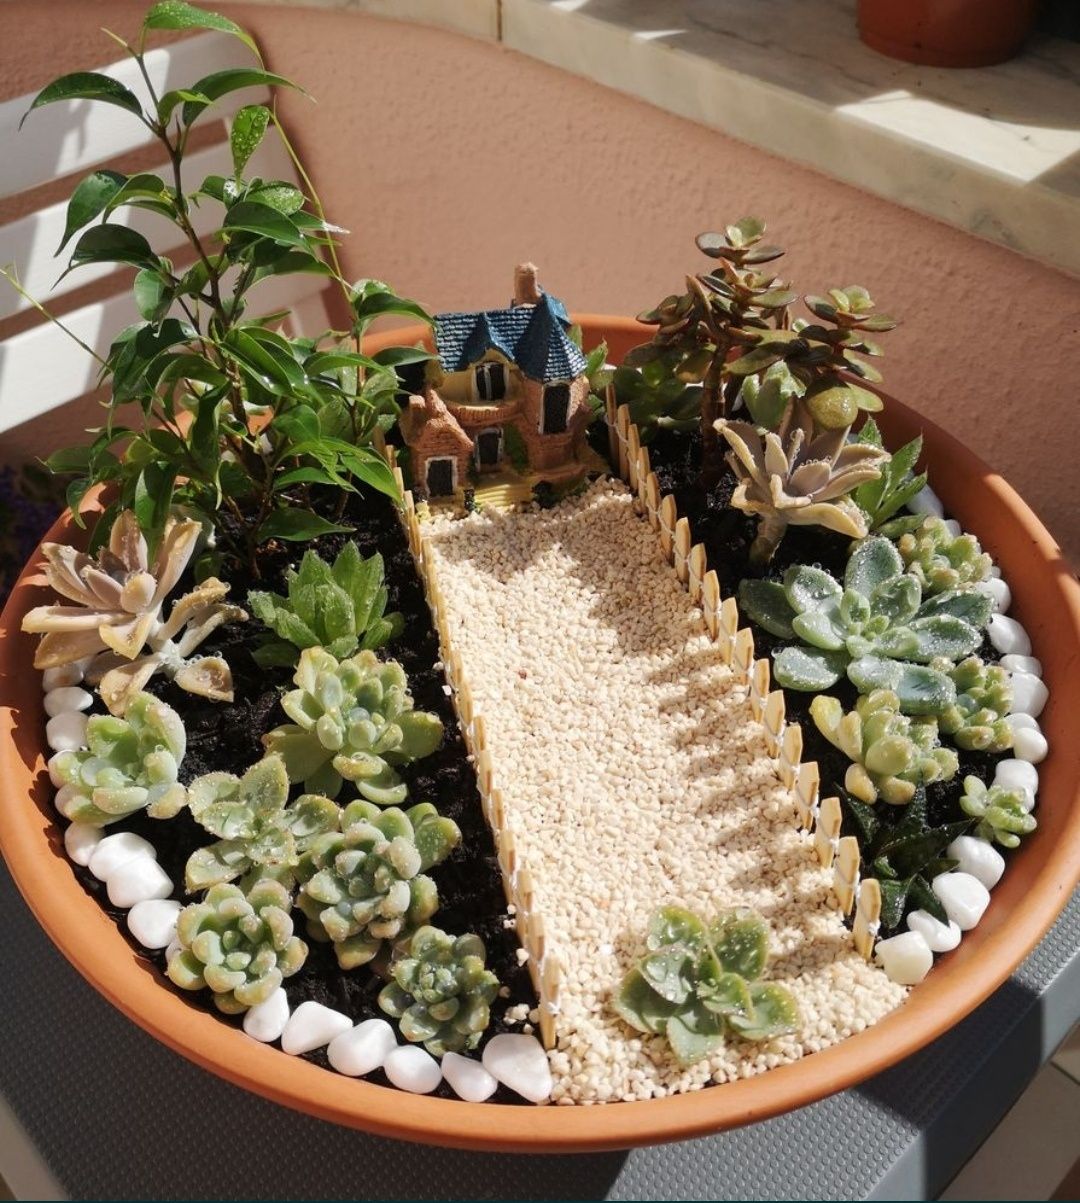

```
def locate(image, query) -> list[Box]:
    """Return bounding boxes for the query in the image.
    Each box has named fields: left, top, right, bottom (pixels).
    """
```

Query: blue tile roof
left=434, top=292, right=587, bottom=383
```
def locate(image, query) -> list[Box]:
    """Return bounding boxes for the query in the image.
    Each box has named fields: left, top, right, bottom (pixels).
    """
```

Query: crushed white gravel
left=426, top=479, right=907, bottom=1103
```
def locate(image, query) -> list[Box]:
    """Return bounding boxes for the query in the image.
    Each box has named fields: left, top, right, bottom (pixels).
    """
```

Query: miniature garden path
left=425, top=479, right=905, bottom=1103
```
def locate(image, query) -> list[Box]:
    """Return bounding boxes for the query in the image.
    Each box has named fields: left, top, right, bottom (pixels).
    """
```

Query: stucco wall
left=1, top=0, right=1077, bottom=559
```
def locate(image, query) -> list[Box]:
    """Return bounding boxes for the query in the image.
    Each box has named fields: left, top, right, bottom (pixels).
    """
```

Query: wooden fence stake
left=606, top=384, right=618, bottom=467
left=702, top=571, right=721, bottom=640
left=645, top=472, right=661, bottom=530
left=688, top=544, right=706, bottom=604
left=813, top=795, right=842, bottom=868
left=627, top=423, right=642, bottom=492
left=834, top=836, right=860, bottom=914
left=853, top=878, right=882, bottom=961
left=658, top=494, right=677, bottom=562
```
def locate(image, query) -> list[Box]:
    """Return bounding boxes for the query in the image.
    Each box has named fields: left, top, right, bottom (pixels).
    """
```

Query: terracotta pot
left=857, top=0, right=1039, bottom=67
left=1, top=316, right=1078, bottom=1152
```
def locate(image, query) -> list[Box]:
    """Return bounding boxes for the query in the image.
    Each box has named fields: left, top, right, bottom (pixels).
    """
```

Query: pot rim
left=1, top=315, right=1078, bottom=1152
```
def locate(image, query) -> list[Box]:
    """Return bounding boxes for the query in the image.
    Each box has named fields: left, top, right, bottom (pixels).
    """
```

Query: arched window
left=475, top=361, right=507, bottom=401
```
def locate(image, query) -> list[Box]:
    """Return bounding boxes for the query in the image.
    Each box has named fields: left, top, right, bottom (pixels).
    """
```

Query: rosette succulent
left=51, top=691, right=187, bottom=826
left=851, top=419, right=927, bottom=533
left=183, top=753, right=340, bottom=892
left=738, top=536, right=992, bottom=712
left=377, top=926, right=500, bottom=1056
left=959, top=776, right=1036, bottom=849
left=895, top=516, right=992, bottom=596
left=613, top=906, right=799, bottom=1066
left=264, top=647, right=443, bottom=802
left=167, top=879, right=307, bottom=1014
left=297, top=801, right=461, bottom=969
left=936, top=657, right=1013, bottom=753
left=810, top=690, right=959, bottom=805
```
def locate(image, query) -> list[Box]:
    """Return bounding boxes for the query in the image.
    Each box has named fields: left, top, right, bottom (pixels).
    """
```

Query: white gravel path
left=426, top=479, right=906, bottom=1103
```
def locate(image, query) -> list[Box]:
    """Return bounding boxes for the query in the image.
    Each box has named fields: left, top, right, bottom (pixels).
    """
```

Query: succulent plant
left=377, top=926, right=500, bottom=1056
left=264, top=647, right=443, bottom=803
left=183, top=753, right=340, bottom=892
left=613, top=906, right=799, bottom=1066
left=738, top=536, right=992, bottom=712
left=936, top=657, right=1013, bottom=753
left=296, top=800, right=461, bottom=969
left=959, top=776, right=1036, bottom=849
left=717, top=410, right=888, bottom=564
left=851, top=419, right=927, bottom=533
left=21, top=509, right=246, bottom=715
left=248, top=543, right=403, bottom=669
left=893, top=516, right=993, bottom=597
left=810, top=690, right=959, bottom=806
left=167, top=878, right=307, bottom=1014
left=52, top=691, right=186, bottom=826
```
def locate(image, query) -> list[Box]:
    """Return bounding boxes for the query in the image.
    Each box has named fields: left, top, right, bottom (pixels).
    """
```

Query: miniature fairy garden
left=6, top=3, right=1049, bottom=1110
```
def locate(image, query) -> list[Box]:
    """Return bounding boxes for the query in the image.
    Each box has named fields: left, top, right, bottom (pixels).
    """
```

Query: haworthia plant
left=613, top=906, right=799, bottom=1067
left=959, top=776, right=1036, bottom=849
left=936, top=657, right=1013, bottom=753
left=851, top=418, right=927, bottom=533
left=893, top=516, right=993, bottom=597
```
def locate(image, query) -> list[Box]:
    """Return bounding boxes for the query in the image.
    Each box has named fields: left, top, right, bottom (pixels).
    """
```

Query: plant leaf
left=23, top=73, right=143, bottom=128
left=144, top=1, right=260, bottom=56
left=258, top=507, right=352, bottom=542
left=230, top=104, right=270, bottom=175
left=56, top=170, right=125, bottom=253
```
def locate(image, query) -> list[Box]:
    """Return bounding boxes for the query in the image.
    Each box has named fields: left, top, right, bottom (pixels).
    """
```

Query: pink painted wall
left=2, top=1, right=1078, bottom=559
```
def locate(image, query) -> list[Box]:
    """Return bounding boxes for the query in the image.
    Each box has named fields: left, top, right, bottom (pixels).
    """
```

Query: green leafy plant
left=810, top=690, right=959, bottom=806
left=738, top=536, right=991, bottom=711
left=959, top=776, right=1036, bottom=849
left=264, top=647, right=443, bottom=802
left=52, top=692, right=187, bottom=826
left=296, top=800, right=460, bottom=968
left=9, top=2, right=432, bottom=577
left=377, top=926, right=500, bottom=1056
left=851, top=419, right=927, bottom=532
left=613, top=906, right=799, bottom=1067
left=167, top=877, right=307, bottom=1013
left=610, top=358, right=702, bottom=440
left=183, top=753, right=339, bottom=891
left=247, top=542, right=402, bottom=668
left=894, top=516, right=993, bottom=596
left=936, top=656, right=1012, bottom=753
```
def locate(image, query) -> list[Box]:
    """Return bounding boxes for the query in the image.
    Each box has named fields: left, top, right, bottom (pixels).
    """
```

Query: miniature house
left=400, top=265, right=592, bottom=499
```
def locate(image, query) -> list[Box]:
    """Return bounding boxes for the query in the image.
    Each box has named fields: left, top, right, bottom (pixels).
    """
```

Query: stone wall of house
left=518, top=376, right=590, bottom=471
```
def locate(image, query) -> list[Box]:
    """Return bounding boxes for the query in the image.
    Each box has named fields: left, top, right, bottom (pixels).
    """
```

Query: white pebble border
left=425, top=479, right=907, bottom=1103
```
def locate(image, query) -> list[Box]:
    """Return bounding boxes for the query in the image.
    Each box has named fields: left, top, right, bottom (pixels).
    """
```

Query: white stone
left=907, top=485, right=944, bottom=519
left=932, top=872, right=990, bottom=931
left=54, top=783, right=80, bottom=818
left=280, top=1001, right=352, bottom=1055
left=47, top=751, right=68, bottom=789
left=906, top=909, right=962, bottom=952
left=1001, top=654, right=1042, bottom=678
left=63, top=821, right=103, bottom=867
left=942, top=518, right=962, bottom=539
left=947, top=835, right=1006, bottom=890
left=88, top=831, right=157, bottom=881
left=42, top=664, right=85, bottom=690
left=482, top=1033, right=554, bottom=1103
left=988, top=614, right=1031, bottom=657
left=327, top=1019, right=397, bottom=1077
left=994, top=758, right=1039, bottom=810
left=107, top=857, right=172, bottom=908
left=973, top=576, right=1010, bottom=613
left=1005, top=712, right=1039, bottom=734
left=126, top=898, right=181, bottom=948
left=1009, top=671, right=1048, bottom=719
left=243, top=987, right=291, bottom=1044
left=442, top=1051, right=498, bottom=1102
left=989, top=565, right=1002, bottom=578
left=1013, top=726, right=1049, bottom=764
left=875, top=931, right=933, bottom=985
left=43, top=686, right=93, bottom=718
left=46, top=711, right=88, bottom=753
left=383, top=1045, right=442, bottom=1094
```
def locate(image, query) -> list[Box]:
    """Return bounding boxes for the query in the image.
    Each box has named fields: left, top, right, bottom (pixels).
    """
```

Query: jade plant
left=52, top=692, right=187, bottom=826
left=894, top=516, right=993, bottom=596
left=248, top=543, right=403, bottom=668
left=613, top=906, right=799, bottom=1066
left=297, top=800, right=461, bottom=969
left=167, top=878, right=307, bottom=1013
left=851, top=419, right=927, bottom=533
left=377, top=926, right=500, bottom=1056
left=22, top=509, right=246, bottom=714
left=716, top=411, right=888, bottom=564
left=738, top=535, right=992, bottom=711
left=959, top=776, right=1036, bottom=849
left=264, top=647, right=443, bottom=802
left=936, top=657, right=1013, bottom=753
left=810, top=690, right=959, bottom=806
left=10, top=1, right=430, bottom=577
left=183, top=753, right=340, bottom=891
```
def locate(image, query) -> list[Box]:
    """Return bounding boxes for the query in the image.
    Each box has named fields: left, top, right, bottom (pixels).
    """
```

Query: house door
left=542, top=383, right=571, bottom=434
left=425, top=457, right=455, bottom=497
left=476, top=428, right=502, bottom=468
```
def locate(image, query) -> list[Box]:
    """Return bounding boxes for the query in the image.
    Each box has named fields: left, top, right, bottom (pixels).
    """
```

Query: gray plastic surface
left=1, top=863, right=1076, bottom=1201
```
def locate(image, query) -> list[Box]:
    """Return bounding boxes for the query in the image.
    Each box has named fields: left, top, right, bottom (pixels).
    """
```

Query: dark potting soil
left=63, top=484, right=537, bottom=1104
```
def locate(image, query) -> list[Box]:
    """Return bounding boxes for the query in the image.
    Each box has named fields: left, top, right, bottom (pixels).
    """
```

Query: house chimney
left=513, top=262, right=542, bottom=306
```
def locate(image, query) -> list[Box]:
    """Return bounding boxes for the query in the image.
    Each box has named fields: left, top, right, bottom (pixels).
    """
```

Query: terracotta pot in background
left=1, top=316, right=1078, bottom=1151
left=857, top=0, right=1040, bottom=67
